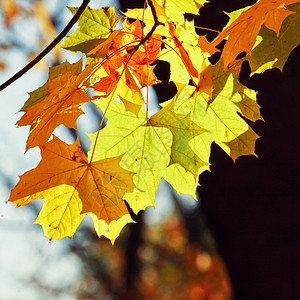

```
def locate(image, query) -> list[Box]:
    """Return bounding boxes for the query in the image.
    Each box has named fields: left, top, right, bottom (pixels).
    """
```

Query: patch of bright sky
left=0, top=47, right=79, bottom=300
left=0, top=1, right=116, bottom=299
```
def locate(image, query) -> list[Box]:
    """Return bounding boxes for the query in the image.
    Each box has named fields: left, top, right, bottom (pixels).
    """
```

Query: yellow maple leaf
left=8, top=136, right=136, bottom=243
left=160, top=20, right=212, bottom=89
left=154, top=0, right=206, bottom=25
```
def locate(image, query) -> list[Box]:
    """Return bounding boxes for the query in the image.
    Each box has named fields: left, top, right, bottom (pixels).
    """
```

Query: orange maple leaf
left=17, top=63, right=94, bottom=151
left=92, top=66, right=120, bottom=97
left=113, top=19, right=162, bottom=66
left=129, top=64, right=161, bottom=87
left=92, top=19, right=162, bottom=70
left=92, top=66, right=145, bottom=109
left=92, top=64, right=160, bottom=115
left=88, top=17, right=162, bottom=115
left=212, top=0, right=297, bottom=68
left=8, top=136, right=136, bottom=242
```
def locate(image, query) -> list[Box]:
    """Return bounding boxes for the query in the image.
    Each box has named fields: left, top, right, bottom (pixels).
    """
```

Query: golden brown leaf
left=17, top=62, right=94, bottom=151
left=212, top=0, right=297, bottom=68
left=8, top=136, right=136, bottom=242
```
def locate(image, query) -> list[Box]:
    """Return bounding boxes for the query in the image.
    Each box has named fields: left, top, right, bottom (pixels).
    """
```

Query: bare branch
left=0, top=0, right=91, bottom=92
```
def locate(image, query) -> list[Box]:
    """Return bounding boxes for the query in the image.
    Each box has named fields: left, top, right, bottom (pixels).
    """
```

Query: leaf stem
left=0, top=0, right=91, bottom=92
left=194, top=26, right=220, bottom=34
left=88, top=50, right=137, bottom=163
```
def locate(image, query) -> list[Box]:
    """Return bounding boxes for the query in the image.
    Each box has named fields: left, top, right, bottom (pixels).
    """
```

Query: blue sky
left=0, top=1, right=117, bottom=298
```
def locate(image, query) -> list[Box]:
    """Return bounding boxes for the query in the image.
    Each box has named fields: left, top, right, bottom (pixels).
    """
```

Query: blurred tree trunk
left=198, top=48, right=300, bottom=299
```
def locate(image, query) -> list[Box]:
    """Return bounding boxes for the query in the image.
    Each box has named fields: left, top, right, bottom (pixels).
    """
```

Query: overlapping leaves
left=8, top=0, right=300, bottom=243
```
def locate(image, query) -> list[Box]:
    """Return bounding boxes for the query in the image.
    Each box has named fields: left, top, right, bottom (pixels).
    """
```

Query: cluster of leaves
left=8, top=0, right=300, bottom=243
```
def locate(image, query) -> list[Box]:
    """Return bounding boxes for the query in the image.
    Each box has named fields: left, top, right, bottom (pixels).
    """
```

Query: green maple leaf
left=210, top=59, right=263, bottom=122
left=89, top=97, right=212, bottom=210
left=167, top=83, right=259, bottom=161
left=88, top=101, right=173, bottom=213
left=246, top=3, right=300, bottom=74
left=160, top=57, right=262, bottom=161
left=148, top=101, right=209, bottom=178
left=58, top=6, right=121, bottom=53
left=148, top=101, right=210, bottom=198
left=121, top=125, right=173, bottom=212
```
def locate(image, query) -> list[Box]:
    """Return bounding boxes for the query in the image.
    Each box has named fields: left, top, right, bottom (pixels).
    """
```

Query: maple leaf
left=148, top=101, right=210, bottom=198
left=8, top=136, right=135, bottom=243
left=17, top=60, right=94, bottom=151
left=210, top=59, right=263, bottom=123
left=129, top=64, right=161, bottom=88
left=92, top=66, right=146, bottom=115
left=246, top=2, right=300, bottom=74
left=88, top=101, right=173, bottom=213
left=124, top=4, right=214, bottom=94
left=154, top=0, right=206, bottom=25
left=20, top=60, right=84, bottom=112
left=58, top=6, right=121, bottom=53
left=89, top=18, right=162, bottom=68
left=90, top=96, right=210, bottom=210
left=90, top=18, right=162, bottom=114
left=212, top=0, right=299, bottom=68
left=148, top=101, right=209, bottom=178
left=160, top=20, right=206, bottom=86
left=165, top=80, right=259, bottom=161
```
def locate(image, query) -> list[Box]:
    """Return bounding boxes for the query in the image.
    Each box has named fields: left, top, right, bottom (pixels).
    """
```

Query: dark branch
left=0, top=0, right=91, bottom=92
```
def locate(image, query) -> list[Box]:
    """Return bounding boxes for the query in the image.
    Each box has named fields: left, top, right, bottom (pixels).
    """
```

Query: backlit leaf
left=10, top=0, right=294, bottom=242
left=246, top=3, right=300, bottom=74
left=58, top=6, right=121, bottom=53
left=17, top=60, right=94, bottom=151
left=88, top=101, right=172, bottom=213
left=8, top=136, right=135, bottom=243
left=212, top=0, right=299, bottom=68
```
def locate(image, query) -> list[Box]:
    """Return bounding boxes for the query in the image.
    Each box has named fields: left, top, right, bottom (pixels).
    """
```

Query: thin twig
left=0, top=0, right=91, bottom=92
left=194, top=25, right=220, bottom=34
left=127, top=0, right=163, bottom=54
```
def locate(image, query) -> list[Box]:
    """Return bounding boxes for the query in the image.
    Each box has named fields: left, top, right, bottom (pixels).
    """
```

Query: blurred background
left=0, top=0, right=232, bottom=299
